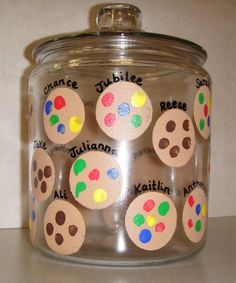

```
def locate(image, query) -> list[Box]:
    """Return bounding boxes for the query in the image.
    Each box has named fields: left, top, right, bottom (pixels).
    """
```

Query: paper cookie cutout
left=31, top=149, right=55, bottom=202
left=28, top=95, right=36, bottom=141
left=194, top=86, right=211, bottom=139
left=44, top=200, right=86, bottom=255
left=69, top=151, right=122, bottom=209
left=152, top=109, right=195, bottom=167
left=96, top=81, right=153, bottom=140
left=125, top=192, right=177, bottom=251
left=43, top=88, right=85, bottom=144
left=183, top=188, right=208, bottom=243
left=29, top=206, right=37, bottom=242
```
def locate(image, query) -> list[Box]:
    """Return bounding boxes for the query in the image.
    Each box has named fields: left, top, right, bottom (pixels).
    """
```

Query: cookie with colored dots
left=28, top=95, right=36, bottom=141
left=69, top=151, right=122, bottom=209
left=31, top=149, right=55, bottom=202
left=43, top=88, right=85, bottom=144
left=44, top=200, right=85, bottom=255
left=96, top=82, right=153, bottom=140
left=125, top=192, right=177, bottom=251
left=29, top=206, right=37, bottom=242
left=194, top=86, right=211, bottom=139
left=183, top=188, right=207, bottom=243
left=152, top=109, right=195, bottom=167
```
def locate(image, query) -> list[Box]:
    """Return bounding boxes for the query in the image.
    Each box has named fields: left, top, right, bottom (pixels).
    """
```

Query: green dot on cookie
left=73, top=159, right=86, bottom=176
left=133, top=214, right=145, bottom=227
left=130, top=114, right=142, bottom=128
left=75, top=182, right=87, bottom=198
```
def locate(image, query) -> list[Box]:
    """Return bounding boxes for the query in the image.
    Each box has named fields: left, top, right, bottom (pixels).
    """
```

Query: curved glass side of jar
left=28, top=43, right=211, bottom=265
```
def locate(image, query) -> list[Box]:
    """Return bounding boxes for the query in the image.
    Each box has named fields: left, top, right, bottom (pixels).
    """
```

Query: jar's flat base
left=34, top=243, right=205, bottom=267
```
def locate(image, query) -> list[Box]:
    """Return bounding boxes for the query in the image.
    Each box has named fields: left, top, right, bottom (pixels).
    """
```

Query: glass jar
left=28, top=3, right=211, bottom=266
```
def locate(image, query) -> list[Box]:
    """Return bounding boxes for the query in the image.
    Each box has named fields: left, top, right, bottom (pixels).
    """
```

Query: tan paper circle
left=125, top=192, right=177, bottom=251
left=44, top=200, right=86, bottom=255
left=28, top=95, right=36, bottom=142
left=96, top=81, right=153, bottom=140
left=183, top=188, right=208, bottom=243
left=152, top=109, right=195, bottom=167
left=31, top=149, right=55, bottom=202
left=69, top=151, right=122, bottom=209
left=43, top=88, right=85, bottom=144
left=194, top=86, right=211, bottom=139
left=29, top=205, right=37, bottom=243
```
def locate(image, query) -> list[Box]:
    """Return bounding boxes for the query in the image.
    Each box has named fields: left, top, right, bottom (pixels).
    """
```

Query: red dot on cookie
left=88, top=169, right=100, bottom=181
left=102, top=93, right=114, bottom=107
left=188, top=219, right=194, bottom=229
left=143, top=199, right=155, bottom=212
left=155, top=222, right=165, bottom=233
left=188, top=195, right=194, bottom=207
left=104, top=113, right=116, bottom=127
left=54, top=96, right=66, bottom=110
left=204, top=104, right=208, bottom=117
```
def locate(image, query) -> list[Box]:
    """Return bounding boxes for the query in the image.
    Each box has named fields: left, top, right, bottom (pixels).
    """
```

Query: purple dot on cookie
left=69, top=225, right=78, bottom=236
left=55, top=211, right=66, bottom=225
left=107, top=168, right=119, bottom=180
left=45, top=100, right=53, bottom=115
left=55, top=233, right=64, bottom=245
left=117, top=103, right=130, bottom=117
left=46, top=223, right=54, bottom=236
left=32, top=210, right=36, bottom=222
left=57, top=123, right=65, bottom=134
left=44, top=166, right=52, bottom=178
left=207, top=115, right=211, bottom=127
left=41, top=181, right=47, bottom=193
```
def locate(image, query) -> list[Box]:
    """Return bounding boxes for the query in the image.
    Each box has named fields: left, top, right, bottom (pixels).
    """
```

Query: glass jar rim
left=33, top=31, right=207, bottom=65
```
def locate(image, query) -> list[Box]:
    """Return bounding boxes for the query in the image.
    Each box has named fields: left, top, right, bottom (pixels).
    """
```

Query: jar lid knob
left=96, top=3, right=142, bottom=32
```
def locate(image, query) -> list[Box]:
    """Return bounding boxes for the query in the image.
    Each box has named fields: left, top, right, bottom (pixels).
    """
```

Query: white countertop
left=0, top=217, right=236, bottom=283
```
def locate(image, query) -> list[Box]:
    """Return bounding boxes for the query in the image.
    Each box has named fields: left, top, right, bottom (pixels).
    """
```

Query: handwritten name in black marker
left=54, top=190, right=68, bottom=200
left=44, top=78, right=78, bottom=95
left=160, top=100, right=187, bottom=112
left=134, top=180, right=170, bottom=196
left=196, top=78, right=209, bottom=89
left=69, top=141, right=118, bottom=158
left=183, top=179, right=206, bottom=197
left=95, top=71, right=142, bottom=93
left=33, top=140, right=47, bottom=150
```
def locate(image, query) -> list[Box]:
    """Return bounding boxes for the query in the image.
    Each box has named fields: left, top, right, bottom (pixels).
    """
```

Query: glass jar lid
left=33, top=3, right=207, bottom=65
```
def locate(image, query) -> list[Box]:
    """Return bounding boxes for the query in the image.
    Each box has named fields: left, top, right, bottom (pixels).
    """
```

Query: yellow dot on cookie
left=208, top=97, right=211, bottom=109
left=69, top=116, right=83, bottom=133
left=201, top=204, right=207, bottom=217
left=93, top=189, right=107, bottom=203
left=131, top=91, right=147, bottom=107
left=146, top=215, right=157, bottom=227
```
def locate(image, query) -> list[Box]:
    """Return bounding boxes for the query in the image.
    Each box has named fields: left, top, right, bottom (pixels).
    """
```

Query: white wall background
left=0, top=0, right=235, bottom=228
